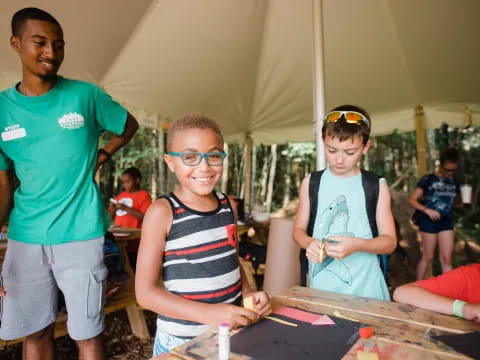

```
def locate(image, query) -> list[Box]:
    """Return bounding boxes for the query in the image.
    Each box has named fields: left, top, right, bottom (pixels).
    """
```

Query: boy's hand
left=207, top=303, right=258, bottom=329
left=306, top=239, right=322, bottom=263
left=463, top=303, right=480, bottom=323
left=325, top=236, right=360, bottom=259
left=0, top=286, right=6, bottom=296
left=243, top=291, right=272, bottom=318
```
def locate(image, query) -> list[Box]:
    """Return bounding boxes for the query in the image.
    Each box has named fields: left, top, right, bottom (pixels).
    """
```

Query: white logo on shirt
left=58, top=112, right=85, bottom=129
left=1, top=124, right=27, bottom=141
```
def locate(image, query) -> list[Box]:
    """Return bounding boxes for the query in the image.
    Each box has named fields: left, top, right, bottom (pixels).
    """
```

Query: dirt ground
left=0, top=193, right=434, bottom=359
left=0, top=310, right=158, bottom=360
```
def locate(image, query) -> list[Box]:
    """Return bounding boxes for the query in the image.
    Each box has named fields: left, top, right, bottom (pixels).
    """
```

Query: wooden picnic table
left=156, top=286, right=480, bottom=360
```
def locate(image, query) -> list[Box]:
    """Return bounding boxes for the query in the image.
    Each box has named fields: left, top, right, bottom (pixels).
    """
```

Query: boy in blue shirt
left=294, top=105, right=396, bottom=300
left=0, top=7, right=138, bottom=359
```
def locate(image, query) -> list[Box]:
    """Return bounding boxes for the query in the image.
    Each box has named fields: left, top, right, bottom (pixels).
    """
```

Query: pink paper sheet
left=273, top=307, right=321, bottom=324
left=312, top=314, right=336, bottom=326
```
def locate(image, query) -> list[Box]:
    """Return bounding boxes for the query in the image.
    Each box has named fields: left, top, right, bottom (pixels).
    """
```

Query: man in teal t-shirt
left=0, top=8, right=138, bottom=359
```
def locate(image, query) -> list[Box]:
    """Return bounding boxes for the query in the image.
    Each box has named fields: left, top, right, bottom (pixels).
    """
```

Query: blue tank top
left=309, top=168, right=390, bottom=301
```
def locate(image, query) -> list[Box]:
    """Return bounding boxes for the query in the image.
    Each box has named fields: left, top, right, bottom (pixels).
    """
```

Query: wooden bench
left=0, top=230, right=150, bottom=348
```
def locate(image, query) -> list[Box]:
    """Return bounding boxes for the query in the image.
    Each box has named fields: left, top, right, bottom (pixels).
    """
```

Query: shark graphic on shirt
left=311, top=195, right=353, bottom=285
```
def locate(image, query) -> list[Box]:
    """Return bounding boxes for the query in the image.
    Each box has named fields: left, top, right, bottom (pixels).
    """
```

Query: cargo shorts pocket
left=86, top=267, right=108, bottom=319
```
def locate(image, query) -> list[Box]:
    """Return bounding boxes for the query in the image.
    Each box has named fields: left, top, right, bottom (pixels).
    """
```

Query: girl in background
left=110, top=167, right=152, bottom=271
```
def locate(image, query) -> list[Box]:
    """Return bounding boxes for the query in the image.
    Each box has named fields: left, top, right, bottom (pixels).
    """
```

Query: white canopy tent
left=1, top=0, right=480, bottom=144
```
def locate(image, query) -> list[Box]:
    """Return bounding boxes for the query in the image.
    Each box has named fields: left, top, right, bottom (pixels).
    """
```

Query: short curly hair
left=166, top=113, right=224, bottom=151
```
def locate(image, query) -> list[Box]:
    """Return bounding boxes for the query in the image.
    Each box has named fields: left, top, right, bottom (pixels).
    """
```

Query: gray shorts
left=0, top=237, right=107, bottom=341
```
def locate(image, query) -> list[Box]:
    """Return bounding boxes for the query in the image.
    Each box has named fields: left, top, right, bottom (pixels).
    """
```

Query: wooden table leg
left=126, top=305, right=150, bottom=339
left=117, top=237, right=151, bottom=339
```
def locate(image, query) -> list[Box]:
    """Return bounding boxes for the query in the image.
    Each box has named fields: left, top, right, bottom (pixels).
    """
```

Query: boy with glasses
left=135, top=113, right=271, bottom=356
left=294, top=104, right=397, bottom=300
left=409, top=148, right=460, bottom=280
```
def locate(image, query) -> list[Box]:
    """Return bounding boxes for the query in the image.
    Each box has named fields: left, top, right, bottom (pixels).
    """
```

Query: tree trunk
left=265, top=144, right=277, bottom=212
left=239, top=144, right=246, bottom=199
left=283, top=155, right=291, bottom=208
left=259, top=146, right=269, bottom=207
left=151, top=130, right=158, bottom=197
left=250, top=145, right=257, bottom=210
left=221, top=143, right=229, bottom=193
left=158, top=130, right=166, bottom=195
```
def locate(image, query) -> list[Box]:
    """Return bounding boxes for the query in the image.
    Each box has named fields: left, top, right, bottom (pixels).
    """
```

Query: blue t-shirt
left=309, top=167, right=390, bottom=301
left=0, top=77, right=127, bottom=244
left=417, top=173, right=459, bottom=216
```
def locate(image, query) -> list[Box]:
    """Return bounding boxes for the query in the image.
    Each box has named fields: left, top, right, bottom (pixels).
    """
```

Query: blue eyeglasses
left=168, top=151, right=227, bottom=166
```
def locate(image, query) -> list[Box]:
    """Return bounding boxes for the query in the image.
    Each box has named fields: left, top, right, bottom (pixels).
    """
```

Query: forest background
left=99, top=123, right=480, bottom=268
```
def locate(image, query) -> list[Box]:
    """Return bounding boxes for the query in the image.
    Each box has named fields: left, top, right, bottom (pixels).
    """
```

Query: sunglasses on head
left=325, top=111, right=370, bottom=127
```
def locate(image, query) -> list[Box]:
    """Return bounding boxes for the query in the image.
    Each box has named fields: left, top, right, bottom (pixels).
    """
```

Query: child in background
left=135, top=114, right=271, bottom=356
left=110, top=167, right=152, bottom=271
left=294, top=105, right=396, bottom=300
left=408, top=148, right=460, bottom=280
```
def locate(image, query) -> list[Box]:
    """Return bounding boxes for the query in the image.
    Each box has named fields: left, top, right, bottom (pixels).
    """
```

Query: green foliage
left=226, top=143, right=245, bottom=196
left=98, top=127, right=162, bottom=202
left=362, top=130, right=419, bottom=193
left=281, top=143, right=316, bottom=164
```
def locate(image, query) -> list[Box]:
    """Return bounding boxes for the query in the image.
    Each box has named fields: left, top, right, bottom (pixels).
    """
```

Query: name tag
left=1, top=128, right=27, bottom=141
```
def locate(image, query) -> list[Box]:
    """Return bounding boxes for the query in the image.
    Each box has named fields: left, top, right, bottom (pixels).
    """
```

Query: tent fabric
left=1, top=0, right=480, bottom=144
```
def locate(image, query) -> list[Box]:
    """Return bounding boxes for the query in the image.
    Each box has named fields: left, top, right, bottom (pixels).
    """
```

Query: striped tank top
left=157, top=192, right=242, bottom=338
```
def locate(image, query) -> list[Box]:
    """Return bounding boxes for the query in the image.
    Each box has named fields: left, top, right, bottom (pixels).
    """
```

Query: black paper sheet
left=433, top=331, right=480, bottom=359
left=230, top=307, right=365, bottom=360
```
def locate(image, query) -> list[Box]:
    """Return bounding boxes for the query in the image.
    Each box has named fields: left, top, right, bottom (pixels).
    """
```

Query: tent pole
left=415, top=105, right=427, bottom=177
left=312, top=0, right=326, bottom=171
left=244, top=134, right=253, bottom=214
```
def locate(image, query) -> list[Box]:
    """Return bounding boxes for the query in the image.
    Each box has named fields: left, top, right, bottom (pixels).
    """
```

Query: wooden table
left=161, top=286, right=480, bottom=360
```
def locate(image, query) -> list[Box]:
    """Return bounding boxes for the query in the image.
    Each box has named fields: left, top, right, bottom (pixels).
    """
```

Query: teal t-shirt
left=309, top=167, right=390, bottom=301
left=0, top=77, right=127, bottom=244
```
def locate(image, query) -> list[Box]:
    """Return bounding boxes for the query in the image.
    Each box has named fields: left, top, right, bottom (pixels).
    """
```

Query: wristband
left=452, top=299, right=466, bottom=318
left=98, top=148, right=112, bottom=161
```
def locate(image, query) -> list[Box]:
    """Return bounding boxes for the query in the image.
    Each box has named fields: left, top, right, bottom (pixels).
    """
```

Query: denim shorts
left=419, top=213, right=454, bottom=233
left=153, top=327, right=190, bottom=356
left=0, top=237, right=107, bottom=341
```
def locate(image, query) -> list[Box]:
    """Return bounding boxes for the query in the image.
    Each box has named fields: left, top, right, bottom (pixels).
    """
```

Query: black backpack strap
left=361, top=170, right=379, bottom=237
left=361, top=170, right=389, bottom=280
left=300, top=170, right=324, bottom=286
left=307, top=170, right=324, bottom=236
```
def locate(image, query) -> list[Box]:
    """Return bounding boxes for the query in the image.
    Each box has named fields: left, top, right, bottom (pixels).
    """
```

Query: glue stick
left=218, top=322, right=230, bottom=360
